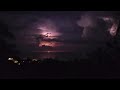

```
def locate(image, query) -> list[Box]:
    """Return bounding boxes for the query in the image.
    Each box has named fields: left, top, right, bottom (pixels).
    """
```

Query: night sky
left=0, top=11, right=120, bottom=55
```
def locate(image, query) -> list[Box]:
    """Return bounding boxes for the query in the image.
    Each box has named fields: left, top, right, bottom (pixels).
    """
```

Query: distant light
left=8, top=58, right=13, bottom=61
left=18, top=63, right=20, bottom=65
left=32, top=59, right=38, bottom=61
left=23, top=61, right=24, bottom=62
left=14, top=60, right=18, bottom=64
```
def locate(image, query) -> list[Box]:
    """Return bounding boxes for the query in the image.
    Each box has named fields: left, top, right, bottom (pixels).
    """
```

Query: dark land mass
left=1, top=57, right=120, bottom=79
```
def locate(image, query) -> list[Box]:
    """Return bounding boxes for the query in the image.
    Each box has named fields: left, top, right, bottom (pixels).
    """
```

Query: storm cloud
left=0, top=11, right=119, bottom=53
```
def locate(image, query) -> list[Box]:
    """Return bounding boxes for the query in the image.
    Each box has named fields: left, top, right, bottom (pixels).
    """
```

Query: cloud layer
left=0, top=11, right=119, bottom=53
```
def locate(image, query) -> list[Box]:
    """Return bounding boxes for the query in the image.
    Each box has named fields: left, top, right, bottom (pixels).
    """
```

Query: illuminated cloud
left=77, top=14, right=119, bottom=39
left=37, top=19, right=61, bottom=39
left=99, top=17, right=114, bottom=22
left=77, top=14, right=97, bottom=38
left=39, top=41, right=63, bottom=47
left=100, top=17, right=119, bottom=36
left=36, top=19, right=63, bottom=47
left=109, top=23, right=118, bottom=36
left=77, top=15, right=95, bottom=27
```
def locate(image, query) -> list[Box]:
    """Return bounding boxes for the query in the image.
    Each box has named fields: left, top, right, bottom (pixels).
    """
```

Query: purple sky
left=0, top=11, right=119, bottom=54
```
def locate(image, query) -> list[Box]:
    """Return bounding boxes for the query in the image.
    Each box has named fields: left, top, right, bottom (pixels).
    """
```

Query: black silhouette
left=0, top=20, right=17, bottom=62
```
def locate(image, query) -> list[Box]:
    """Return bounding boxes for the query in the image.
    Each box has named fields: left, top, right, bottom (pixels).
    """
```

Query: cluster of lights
left=8, top=58, right=20, bottom=65
left=8, top=57, right=40, bottom=64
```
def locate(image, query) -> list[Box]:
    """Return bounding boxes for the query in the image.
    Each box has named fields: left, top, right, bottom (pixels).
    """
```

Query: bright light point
left=8, top=58, right=13, bottom=61
left=47, top=51, right=50, bottom=53
left=18, top=63, right=20, bottom=65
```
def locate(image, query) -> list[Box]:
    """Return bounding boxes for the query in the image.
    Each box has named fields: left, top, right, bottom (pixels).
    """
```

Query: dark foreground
left=0, top=61, right=120, bottom=79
